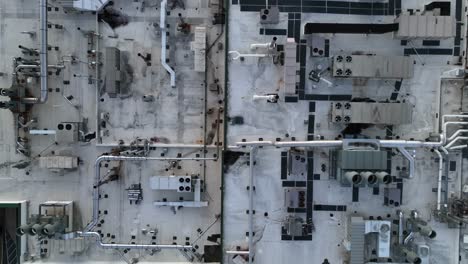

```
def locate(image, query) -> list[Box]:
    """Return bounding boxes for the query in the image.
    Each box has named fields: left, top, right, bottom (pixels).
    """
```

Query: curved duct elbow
left=360, top=171, right=377, bottom=185
left=415, top=223, right=436, bottom=239
left=16, top=223, right=34, bottom=236
left=401, top=247, right=422, bottom=264
left=43, top=221, right=62, bottom=236
left=31, top=223, right=47, bottom=236
left=376, top=171, right=392, bottom=184
left=344, top=171, right=362, bottom=185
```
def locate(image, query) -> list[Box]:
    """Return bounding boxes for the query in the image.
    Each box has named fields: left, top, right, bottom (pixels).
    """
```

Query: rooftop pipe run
left=78, top=231, right=192, bottom=250
left=39, top=0, right=48, bottom=103
left=160, top=0, right=176, bottom=87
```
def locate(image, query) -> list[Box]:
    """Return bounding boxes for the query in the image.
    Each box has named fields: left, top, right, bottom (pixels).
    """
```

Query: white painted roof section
left=59, top=0, right=110, bottom=11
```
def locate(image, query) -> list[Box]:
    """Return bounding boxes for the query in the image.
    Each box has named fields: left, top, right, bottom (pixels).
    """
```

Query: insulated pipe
left=435, top=149, right=444, bottom=211
left=15, top=64, right=64, bottom=73
left=78, top=231, right=192, bottom=250
left=248, top=147, right=256, bottom=264
left=398, top=211, right=404, bottom=244
left=84, top=155, right=217, bottom=232
left=376, top=171, right=392, bottom=184
left=397, top=147, right=415, bottom=178
left=442, top=122, right=468, bottom=140
left=448, top=129, right=468, bottom=141
left=445, top=136, right=468, bottom=149
left=235, top=137, right=443, bottom=149
left=96, top=142, right=219, bottom=149
left=39, top=0, right=48, bottom=103
left=226, top=250, right=250, bottom=255
left=442, top=114, right=468, bottom=124
left=160, top=0, right=176, bottom=87
left=449, top=144, right=468, bottom=150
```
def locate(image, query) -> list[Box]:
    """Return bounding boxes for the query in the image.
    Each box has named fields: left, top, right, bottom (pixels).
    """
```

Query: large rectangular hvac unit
left=332, top=54, right=413, bottom=79
left=331, top=102, right=413, bottom=125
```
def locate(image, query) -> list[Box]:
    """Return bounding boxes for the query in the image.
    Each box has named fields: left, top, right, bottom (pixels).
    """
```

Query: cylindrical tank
left=30, top=223, right=47, bottom=236
left=401, top=247, right=422, bottom=264
left=360, top=171, right=377, bottom=185
left=414, top=222, right=437, bottom=239
left=16, top=223, right=34, bottom=236
left=376, top=171, right=392, bottom=184
left=43, top=221, right=62, bottom=236
left=344, top=171, right=362, bottom=185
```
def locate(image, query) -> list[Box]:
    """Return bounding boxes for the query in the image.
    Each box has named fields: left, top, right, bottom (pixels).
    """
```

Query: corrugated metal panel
left=338, top=150, right=387, bottom=170
left=395, top=14, right=455, bottom=39
left=462, top=86, right=468, bottom=113
left=284, top=38, right=298, bottom=95
left=350, top=217, right=365, bottom=264
left=105, top=47, right=121, bottom=98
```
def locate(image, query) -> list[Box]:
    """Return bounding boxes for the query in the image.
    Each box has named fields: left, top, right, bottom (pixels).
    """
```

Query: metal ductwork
left=413, top=222, right=437, bottom=239
left=360, top=171, right=377, bottom=185
left=30, top=223, right=46, bottom=236
left=376, top=171, right=392, bottom=184
left=344, top=171, right=362, bottom=185
left=16, top=223, right=34, bottom=236
left=43, top=221, right=62, bottom=236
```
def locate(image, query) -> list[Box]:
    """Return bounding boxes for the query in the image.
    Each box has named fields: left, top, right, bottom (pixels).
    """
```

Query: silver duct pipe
left=78, top=231, right=192, bottom=250
left=397, top=147, right=415, bottom=179
left=160, top=0, right=176, bottom=87
left=85, top=155, right=217, bottom=232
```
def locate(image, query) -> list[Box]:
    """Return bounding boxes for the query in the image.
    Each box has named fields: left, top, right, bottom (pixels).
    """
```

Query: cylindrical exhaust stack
left=16, top=223, right=34, bottom=236
left=401, top=247, right=422, bottom=264
left=43, top=221, right=61, bottom=236
left=30, top=223, right=47, bottom=236
left=344, top=171, right=362, bottom=185
left=376, top=171, right=392, bottom=184
left=360, top=171, right=377, bottom=185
